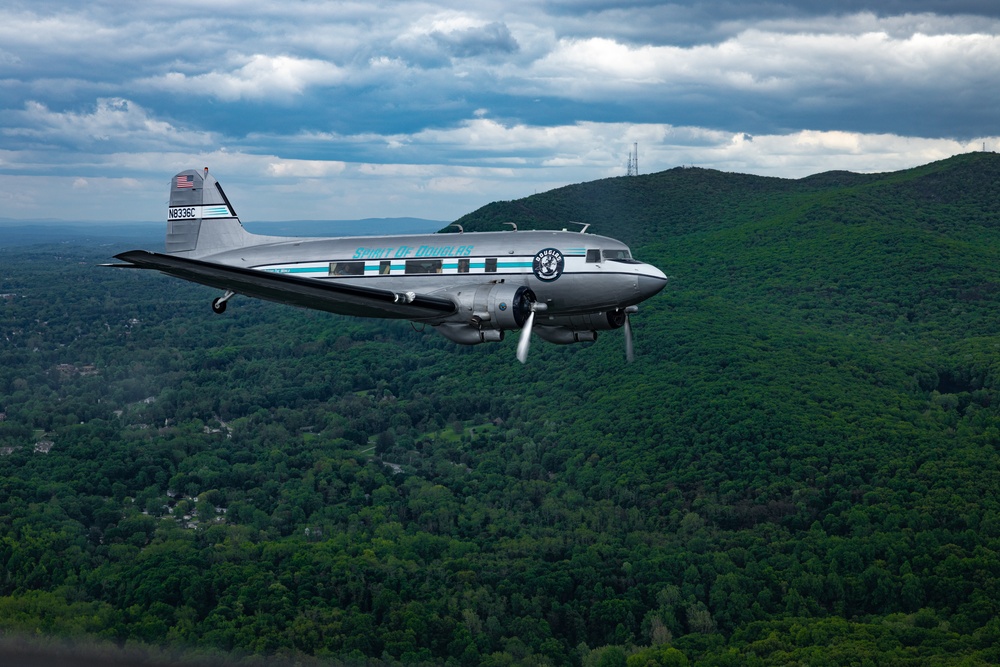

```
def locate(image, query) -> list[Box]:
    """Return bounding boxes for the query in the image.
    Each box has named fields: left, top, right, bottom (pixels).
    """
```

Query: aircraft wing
left=111, top=250, right=457, bottom=320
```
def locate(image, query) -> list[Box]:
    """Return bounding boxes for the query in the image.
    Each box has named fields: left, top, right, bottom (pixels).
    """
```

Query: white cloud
left=2, top=98, right=214, bottom=150
left=526, top=23, right=1000, bottom=99
left=358, top=163, right=439, bottom=177
left=267, top=160, right=347, bottom=178
left=145, top=55, right=345, bottom=101
left=0, top=10, right=109, bottom=54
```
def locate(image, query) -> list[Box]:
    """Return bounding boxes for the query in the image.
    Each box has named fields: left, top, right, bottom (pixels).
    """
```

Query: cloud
left=1, top=98, right=215, bottom=152
left=430, top=21, right=519, bottom=57
left=528, top=23, right=1000, bottom=97
left=508, top=18, right=1000, bottom=138
left=144, top=55, right=346, bottom=102
left=392, top=13, right=520, bottom=66
left=266, top=160, right=347, bottom=178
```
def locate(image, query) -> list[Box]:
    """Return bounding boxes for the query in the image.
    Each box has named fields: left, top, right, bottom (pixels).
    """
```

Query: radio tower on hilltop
left=627, top=142, right=638, bottom=176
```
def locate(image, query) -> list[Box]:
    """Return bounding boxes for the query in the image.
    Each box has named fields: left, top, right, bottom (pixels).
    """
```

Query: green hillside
left=2, top=153, right=1000, bottom=665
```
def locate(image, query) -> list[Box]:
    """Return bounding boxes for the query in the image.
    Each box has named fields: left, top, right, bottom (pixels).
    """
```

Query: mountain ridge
left=455, top=151, right=1000, bottom=245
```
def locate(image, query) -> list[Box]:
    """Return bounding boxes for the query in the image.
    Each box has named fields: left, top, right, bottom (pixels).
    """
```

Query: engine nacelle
left=433, top=284, right=534, bottom=345
left=532, top=310, right=627, bottom=345
left=534, top=327, right=598, bottom=345
left=433, top=323, right=506, bottom=344
left=546, top=309, right=628, bottom=331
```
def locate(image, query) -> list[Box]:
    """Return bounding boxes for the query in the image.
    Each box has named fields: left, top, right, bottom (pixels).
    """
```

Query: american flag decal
left=175, top=174, right=194, bottom=189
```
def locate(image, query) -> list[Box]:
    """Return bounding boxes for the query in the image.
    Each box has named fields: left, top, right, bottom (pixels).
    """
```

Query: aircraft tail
left=166, top=168, right=260, bottom=257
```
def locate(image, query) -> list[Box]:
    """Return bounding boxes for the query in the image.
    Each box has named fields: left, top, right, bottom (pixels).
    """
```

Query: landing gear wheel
left=211, top=297, right=227, bottom=314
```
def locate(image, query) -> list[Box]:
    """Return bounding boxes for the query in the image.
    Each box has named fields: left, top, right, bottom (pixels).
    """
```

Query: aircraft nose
left=637, top=265, right=668, bottom=300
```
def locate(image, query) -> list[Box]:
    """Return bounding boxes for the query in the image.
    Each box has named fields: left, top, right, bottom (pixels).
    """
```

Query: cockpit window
left=602, top=249, right=632, bottom=261
left=586, top=249, right=601, bottom=263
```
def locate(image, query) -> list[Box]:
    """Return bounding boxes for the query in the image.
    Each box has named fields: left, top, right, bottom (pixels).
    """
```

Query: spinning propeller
left=517, top=304, right=640, bottom=364
left=624, top=310, right=635, bottom=363
left=516, top=302, right=545, bottom=363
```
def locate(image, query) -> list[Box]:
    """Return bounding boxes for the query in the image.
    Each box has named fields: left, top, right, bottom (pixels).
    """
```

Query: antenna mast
left=626, top=142, right=638, bottom=176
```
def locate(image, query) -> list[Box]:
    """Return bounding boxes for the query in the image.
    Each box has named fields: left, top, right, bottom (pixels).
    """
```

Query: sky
left=1, top=1, right=999, bottom=224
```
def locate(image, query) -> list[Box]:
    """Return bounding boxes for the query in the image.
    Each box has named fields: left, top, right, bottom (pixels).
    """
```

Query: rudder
left=166, top=168, right=251, bottom=256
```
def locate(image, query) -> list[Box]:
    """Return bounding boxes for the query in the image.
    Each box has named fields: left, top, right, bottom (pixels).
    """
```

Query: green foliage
left=3, top=152, right=1000, bottom=664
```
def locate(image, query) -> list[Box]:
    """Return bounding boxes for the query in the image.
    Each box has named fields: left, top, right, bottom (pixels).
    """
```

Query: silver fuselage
left=198, top=229, right=666, bottom=322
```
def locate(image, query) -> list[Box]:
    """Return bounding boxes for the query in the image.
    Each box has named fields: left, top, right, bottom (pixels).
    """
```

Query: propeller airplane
left=109, top=168, right=667, bottom=362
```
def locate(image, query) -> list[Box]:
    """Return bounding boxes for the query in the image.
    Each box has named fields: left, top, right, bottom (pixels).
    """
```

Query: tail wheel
left=212, top=290, right=234, bottom=314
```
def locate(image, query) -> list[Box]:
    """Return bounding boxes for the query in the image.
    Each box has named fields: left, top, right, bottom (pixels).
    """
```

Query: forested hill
left=2, top=153, right=1000, bottom=665
left=455, top=151, right=1000, bottom=246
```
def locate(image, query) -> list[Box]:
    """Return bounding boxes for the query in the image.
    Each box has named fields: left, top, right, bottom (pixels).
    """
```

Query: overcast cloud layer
left=1, top=0, right=998, bottom=223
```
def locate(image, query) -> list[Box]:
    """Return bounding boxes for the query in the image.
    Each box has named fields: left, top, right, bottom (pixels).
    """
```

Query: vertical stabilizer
left=166, top=168, right=253, bottom=256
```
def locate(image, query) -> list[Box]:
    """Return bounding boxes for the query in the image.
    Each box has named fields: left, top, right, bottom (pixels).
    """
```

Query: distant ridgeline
left=457, top=151, right=1000, bottom=248
left=1, top=152, right=1000, bottom=665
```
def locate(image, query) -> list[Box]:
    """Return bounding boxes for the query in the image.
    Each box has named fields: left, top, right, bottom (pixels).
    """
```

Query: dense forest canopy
left=2, top=152, right=1000, bottom=665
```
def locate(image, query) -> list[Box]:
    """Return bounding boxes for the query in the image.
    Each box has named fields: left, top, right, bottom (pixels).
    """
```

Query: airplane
left=109, top=168, right=668, bottom=363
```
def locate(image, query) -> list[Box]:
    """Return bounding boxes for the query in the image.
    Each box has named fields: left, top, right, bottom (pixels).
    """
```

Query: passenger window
left=379, top=261, right=392, bottom=275
left=329, top=261, right=365, bottom=276
left=485, top=258, right=497, bottom=273
left=586, top=249, right=601, bottom=263
left=405, top=260, right=443, bottom=274
left=458, top=258, right=470, bottom=273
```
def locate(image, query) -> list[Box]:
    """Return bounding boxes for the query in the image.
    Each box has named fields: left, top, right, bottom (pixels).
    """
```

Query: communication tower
left=626, top=142, right=638, bottom=176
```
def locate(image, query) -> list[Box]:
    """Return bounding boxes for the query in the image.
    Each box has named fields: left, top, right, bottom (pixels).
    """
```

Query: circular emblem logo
left=498, top=302, right=508, bottom=312
left=532, top=248, right=564, bottom=282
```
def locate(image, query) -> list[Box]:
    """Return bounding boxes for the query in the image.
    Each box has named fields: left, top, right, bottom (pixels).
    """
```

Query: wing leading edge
left=113, top=250, right=457, bottom=320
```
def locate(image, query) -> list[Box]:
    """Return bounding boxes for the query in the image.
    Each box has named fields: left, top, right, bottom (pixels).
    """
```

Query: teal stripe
left=265, top=266, right=326, bottom=274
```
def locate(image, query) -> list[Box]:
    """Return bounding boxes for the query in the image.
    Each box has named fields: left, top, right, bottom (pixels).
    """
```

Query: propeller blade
left=624, top=313, right=635, bottom=363
left=517, top=310, right=535, bottom=364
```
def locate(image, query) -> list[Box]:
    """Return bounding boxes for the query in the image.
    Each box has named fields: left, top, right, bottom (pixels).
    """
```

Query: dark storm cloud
left=543, top=0, right=1000, bottom=20
left=539, top=0, right=1000, bottom=46
left=431, top=21, right=520, bottom=57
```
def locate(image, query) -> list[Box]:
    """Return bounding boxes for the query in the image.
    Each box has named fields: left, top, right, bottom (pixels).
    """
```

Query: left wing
left=111, top=250, right=457, bottom=320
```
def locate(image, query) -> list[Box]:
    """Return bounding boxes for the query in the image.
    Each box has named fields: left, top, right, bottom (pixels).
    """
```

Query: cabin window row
left=329, top=258, right=500, bottom=276
left=399, top=258, right=498, bottom=274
